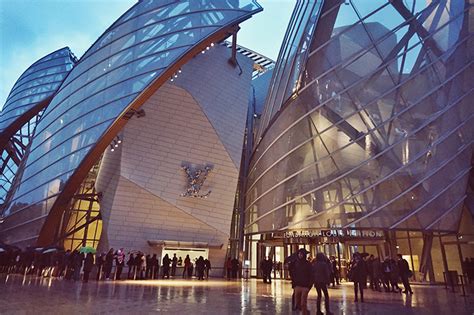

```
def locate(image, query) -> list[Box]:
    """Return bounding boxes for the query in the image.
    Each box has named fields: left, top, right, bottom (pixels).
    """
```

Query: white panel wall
left=97, top=46, right=253, bottom=275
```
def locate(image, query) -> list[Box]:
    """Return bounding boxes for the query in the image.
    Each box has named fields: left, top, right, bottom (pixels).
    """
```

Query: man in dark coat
left=83, top=253, right=94, bottom=283
left=312, top=253, right=333, bottom=315
left=104, top=248, right=114, bottom=280
left=350, top=252, right=368, bottom=302
left=293, top=249, right=313, bottom=315
left=397, top=254, right=413, bottom=294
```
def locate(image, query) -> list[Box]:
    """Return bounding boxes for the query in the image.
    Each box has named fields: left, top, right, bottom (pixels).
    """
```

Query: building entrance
left=247, top=230, right=388, bottom=280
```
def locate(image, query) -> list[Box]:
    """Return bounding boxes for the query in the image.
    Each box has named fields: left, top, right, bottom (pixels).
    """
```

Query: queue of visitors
left=0, top=245, right=213, bottom=283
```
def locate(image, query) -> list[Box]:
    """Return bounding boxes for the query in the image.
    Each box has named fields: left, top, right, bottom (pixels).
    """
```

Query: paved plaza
left=0, top=274, right=473, bottom=314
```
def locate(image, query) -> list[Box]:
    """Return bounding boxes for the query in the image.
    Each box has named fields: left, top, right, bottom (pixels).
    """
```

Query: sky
left=0, top=0, right=295, bottom=110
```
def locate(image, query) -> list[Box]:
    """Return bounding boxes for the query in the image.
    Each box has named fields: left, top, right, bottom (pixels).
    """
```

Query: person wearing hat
left=292, top=248, right=313, bottom=314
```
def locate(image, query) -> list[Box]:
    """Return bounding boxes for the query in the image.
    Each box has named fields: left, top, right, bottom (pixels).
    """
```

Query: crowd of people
left=283, top=249, right=420, bottom=315
left=0, top=246, right=213, bottom=283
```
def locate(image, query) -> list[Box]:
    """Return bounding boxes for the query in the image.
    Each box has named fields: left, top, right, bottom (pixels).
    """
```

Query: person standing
left=171, top=254, right=178, bottom=277
left=183, top=255, right=191, bottom=278
left=389, top=258, right=401, bottom=293
left=127, top=253, right=135, bottom=279
left=372, top=257, right=383, bottom=291
left=312, top=253, right=333, bottom=315
left=329, top=256, right=339, bottom=286
left=150, top=254, right=159, bottom=279
left=162, top=254, right=171, bottom=279
left=72, top=251, right=83, bottom=282
left=226, top=257, right=232, bottom=280
left=115, top=249, right=125, bottom=280
left=292, top=249, right=313, bottom=315
left=231, top=258, right=240, bottom=279
left=382, top=257, right=392, bottom=292
left=83, top=253, right=94, bottom=283
left=196, top=256, right=205, bottom=280
left=104, top=248, right=114, bottom=280
left=397, top=254, right=413, bottom=294
left=145, top=254, right=152, bottom=279
left=204, top=258, right=211, bottom=279
left=350, top=252, right=368, bottom=303
left=260, top=256, right=273, bottom=284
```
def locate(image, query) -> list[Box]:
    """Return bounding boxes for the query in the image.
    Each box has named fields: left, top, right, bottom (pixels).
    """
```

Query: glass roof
left=3, top=0, right=262, bottom=218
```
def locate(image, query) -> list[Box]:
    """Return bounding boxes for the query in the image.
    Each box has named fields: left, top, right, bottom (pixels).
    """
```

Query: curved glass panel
left=246, top=0, right=473, bottom=234
left=1, top=0, right=262, bottom=237
left=0, top=47, right=76, bottom=132
left=0, top=48, right=76, bottom=206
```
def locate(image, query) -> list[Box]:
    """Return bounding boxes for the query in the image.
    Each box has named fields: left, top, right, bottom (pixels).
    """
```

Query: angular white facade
left=96, top=46, right=253, bottom=273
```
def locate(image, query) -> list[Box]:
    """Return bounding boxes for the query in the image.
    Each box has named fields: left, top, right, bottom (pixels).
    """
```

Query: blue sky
left=0, top=0, right=294, bottom=109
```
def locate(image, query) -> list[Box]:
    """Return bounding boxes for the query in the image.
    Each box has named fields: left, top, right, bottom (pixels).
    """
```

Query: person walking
left=312, top=253, right=333, bottom=315
left=83, top=252, right=94, bottom=283
left=349, top=252, right=368, bottom=303
left=397, top=254, right=413, bottom=294
left=292, top=249, right=313, bottom=315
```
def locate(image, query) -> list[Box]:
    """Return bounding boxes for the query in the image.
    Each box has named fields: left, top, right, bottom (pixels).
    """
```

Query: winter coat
left=350, top=259, right=368, bottom=282
left=312, top=260, right=331, bottom=284
left=83, top=254, right=94, bottom=272
left=292, top=258, right=313, bottom=288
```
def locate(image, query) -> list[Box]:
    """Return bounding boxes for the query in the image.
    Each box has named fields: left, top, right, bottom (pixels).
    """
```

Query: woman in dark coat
left=349, top=252, right=368, bottom=302
left=83, top=253, right=94, bottom=283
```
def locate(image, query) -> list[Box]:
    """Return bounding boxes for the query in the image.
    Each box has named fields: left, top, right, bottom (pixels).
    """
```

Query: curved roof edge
left=36, top=6, right=262, bottom=246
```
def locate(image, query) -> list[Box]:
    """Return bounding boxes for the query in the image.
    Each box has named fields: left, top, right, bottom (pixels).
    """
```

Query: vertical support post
left=407, top=231, right=416, bottom=281
left=439, top=234, right=453, bottom=292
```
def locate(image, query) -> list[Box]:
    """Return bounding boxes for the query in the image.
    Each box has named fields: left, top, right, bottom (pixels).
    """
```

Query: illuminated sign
left=283, top=229, right=384, bottom=238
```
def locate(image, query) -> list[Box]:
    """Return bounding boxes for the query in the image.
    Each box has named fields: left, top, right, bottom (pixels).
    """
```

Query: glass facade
left=246, top=0, right=473, bottom=235
left=0, top=47, right=76, bottom=206
left=0, top=0, right=262, bottom=247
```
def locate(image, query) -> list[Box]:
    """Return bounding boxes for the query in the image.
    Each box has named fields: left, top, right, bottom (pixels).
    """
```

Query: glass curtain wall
left=245, top=0, right=473, bottom=236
